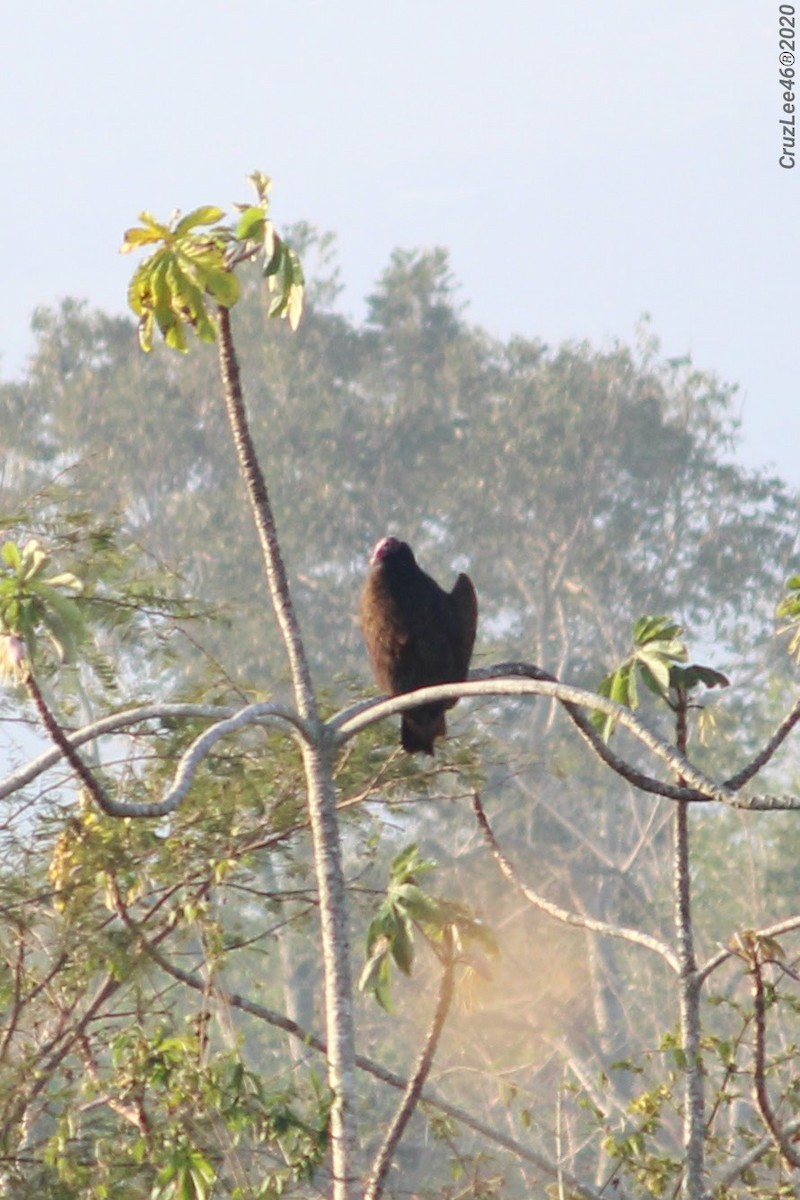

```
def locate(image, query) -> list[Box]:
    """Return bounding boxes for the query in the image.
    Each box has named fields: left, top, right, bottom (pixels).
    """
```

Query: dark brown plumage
left=360, top=536, right=478, bottom=754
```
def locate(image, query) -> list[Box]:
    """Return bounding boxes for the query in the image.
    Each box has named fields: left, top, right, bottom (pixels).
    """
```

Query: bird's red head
left=369, top=536, right=402, bottom=565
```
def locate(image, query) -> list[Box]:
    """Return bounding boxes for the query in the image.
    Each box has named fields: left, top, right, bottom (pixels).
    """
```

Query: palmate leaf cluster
left=595, top=615, right=730, bottom=739
left=122, top=172, right=304, bottom=352
left=360, top=843, right=497, bottom=1010
left=0, top=537, right=84, bottom=667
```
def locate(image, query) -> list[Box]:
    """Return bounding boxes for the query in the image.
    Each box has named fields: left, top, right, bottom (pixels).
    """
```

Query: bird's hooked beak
left=369, top=536, right=401, bottom=565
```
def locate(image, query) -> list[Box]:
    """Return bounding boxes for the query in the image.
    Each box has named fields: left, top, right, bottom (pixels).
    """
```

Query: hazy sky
left=3, top=2, right=798, bottom=487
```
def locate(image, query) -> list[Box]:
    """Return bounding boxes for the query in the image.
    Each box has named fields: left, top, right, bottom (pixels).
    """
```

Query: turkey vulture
left=360, top=536, right=478, bottom=754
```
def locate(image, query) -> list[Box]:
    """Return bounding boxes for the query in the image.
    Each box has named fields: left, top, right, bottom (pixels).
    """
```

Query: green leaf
left=127, top=259, right=152, bottom=319
left=165, top=256, right=205, bottom=319
left=633, top=615, right=684, bottom=647
left=636, top=648, right=672, bottom=692
left=151, top=254, right=178, bottom=333
left=193, top=262, right=240, bottom=308
left=45, top=572, right=83, bottom=592
left=119, top=225, right=165, bottom=253
left=389, top=842, right=435, bottom=880
left=608, top=664, right=632, bottom=708
left=627, top=664, right=639, bottom=711
left=164, top=318, right=188, bottom=353
left=264, top=236, right=285, bottom=280
left=236, top=206, right=267, bottom=241
left=264, top=239, right=305, bottom=328
left=392, top=882, right=443, bottom=924
left=173, top=205, right=225, bottom=236
left=137, top=210, right=170, bottom=235
left=1, top=542, right=21, bottom=569
left=592, top=673, right=618, bottom=737
left=637, top=660, right=667, bottom=698
left=358, top=939, right=393, bottom=1009
left=365, top=908, right=397, bottom=956
left=21, top=547, right=51, bottom=582
left=390, top=917, right=414, bottom=975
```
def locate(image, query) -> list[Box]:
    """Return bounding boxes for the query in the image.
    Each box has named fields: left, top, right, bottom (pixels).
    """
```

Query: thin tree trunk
left=673, top=695, right=707, bottom=1200
left=217, top=306, right=358, bottom=1197
left=674, top=800, right=706, bottom=1200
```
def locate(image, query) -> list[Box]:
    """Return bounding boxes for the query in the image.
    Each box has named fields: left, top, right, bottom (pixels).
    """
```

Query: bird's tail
left=401, top=707, right=446, bottom=755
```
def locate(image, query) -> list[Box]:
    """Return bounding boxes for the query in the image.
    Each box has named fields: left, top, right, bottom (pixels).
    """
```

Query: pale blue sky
left=2, top=2, right=798, bottom=486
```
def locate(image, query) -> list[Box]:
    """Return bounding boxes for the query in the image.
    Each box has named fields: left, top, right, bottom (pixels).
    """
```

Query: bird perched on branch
left=360, top=536, right=478, bottom=754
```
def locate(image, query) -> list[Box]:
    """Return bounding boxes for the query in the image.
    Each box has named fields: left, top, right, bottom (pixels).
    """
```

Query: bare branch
left=473, top=793, right=680, bottom=972
left=335, top=665, right=800, bottom=811
left=673, top=796, right=707, bottom=1200
left=0, top=701, right=304, bottom=801
left=155, top=700, right=309, bottom=812
left=24, top=669, right=116, bottom=816
left=335, top=666, right=732, bottom=803
left=15, top=680, right=305, bottom=818
left=724, top=698, right=800, bottom=790
left=217, top=306, right=316, bottom=717
left=218, top=306, right=356, bottom=1196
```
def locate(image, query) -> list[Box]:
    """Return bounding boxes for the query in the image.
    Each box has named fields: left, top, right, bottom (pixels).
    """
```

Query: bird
left=360, top=536, right=478, bottom=754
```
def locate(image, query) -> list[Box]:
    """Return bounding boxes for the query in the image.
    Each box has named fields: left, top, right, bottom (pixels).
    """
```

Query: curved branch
left=473, top=794, right=680, bottom=972
left=15, top=679, right=305, bottom=817
left=158, top=701, right=309, bottom=813
left=334, top=665, right=735, bottom=806
left=336, top=665, right=800, bottom=811
left=0, top=701, right=306, bottom=802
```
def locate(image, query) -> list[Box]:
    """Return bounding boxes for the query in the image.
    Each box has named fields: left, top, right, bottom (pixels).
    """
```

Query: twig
left=714, top=1115, right=800, bottom=1189
left=751, top=954, right=800, bottom=1170
left=364, top=930, right=456, bottom=1200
